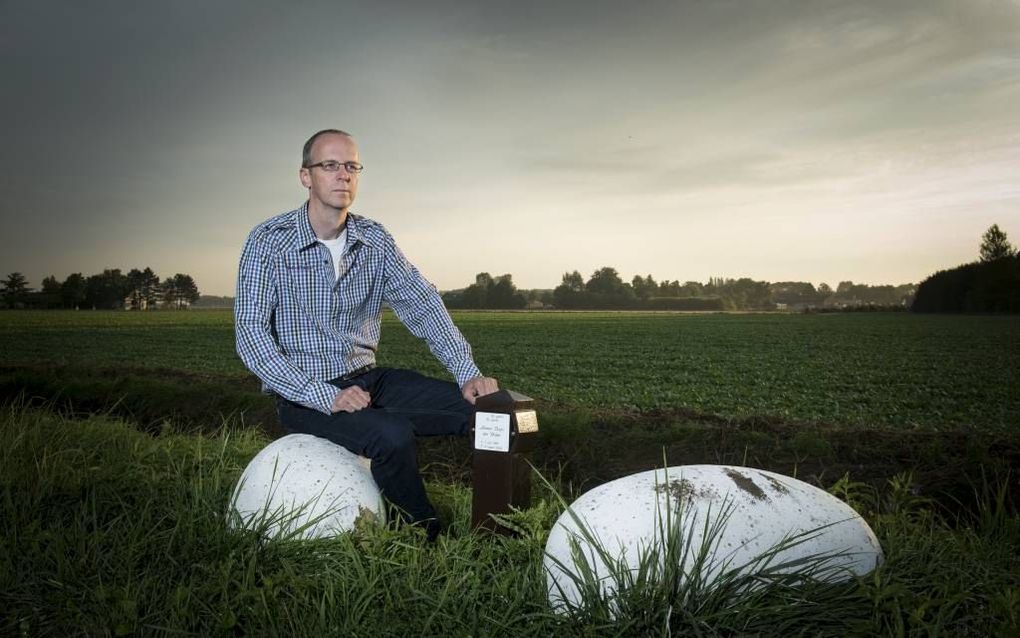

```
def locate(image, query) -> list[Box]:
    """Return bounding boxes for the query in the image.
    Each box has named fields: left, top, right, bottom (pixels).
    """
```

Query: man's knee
left=366, top=415, right=415, bottom=458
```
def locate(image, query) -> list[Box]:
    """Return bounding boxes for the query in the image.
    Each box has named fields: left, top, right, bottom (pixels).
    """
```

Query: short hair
left=302, top=129, right=354, bottom=167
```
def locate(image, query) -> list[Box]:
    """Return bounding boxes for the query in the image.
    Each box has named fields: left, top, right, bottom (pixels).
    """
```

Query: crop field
left=2, top=309, right=1019, bottom=635
left=2, top=309, right=1018, bottom=431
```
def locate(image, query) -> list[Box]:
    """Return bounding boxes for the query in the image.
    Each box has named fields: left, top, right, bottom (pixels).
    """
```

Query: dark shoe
left=417, top=517, right=442, bottom=543
left=387, top=503, right=442, bottom=542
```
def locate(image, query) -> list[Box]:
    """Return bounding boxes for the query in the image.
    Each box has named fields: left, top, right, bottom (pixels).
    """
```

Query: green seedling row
left=2, top=310, right=1017, bottom=431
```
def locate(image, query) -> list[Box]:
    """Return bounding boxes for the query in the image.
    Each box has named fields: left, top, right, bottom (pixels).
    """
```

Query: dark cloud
left=1, top=0, right=1017, bottom=292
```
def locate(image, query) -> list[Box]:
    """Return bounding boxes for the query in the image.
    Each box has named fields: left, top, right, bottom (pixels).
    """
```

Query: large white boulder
left=544, top=464, right=883, bottom=614
left=229, top=434, right=384, bottom=539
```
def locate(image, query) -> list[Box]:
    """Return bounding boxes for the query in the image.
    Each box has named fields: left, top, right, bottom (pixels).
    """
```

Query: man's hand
left=331, top=386, right=371, bottom=413
left=462, top=376, right=499, bottom=405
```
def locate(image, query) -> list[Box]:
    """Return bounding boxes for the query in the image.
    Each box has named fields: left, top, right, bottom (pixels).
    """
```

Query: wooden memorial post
left=471, top=390, right=540, bottom=533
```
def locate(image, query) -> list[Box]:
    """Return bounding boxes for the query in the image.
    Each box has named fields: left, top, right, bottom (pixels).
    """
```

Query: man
left=235, top=129, right=498, bottom=540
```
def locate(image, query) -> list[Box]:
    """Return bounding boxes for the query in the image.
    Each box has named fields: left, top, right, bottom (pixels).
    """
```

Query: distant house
left=123, top=297, right=149, bottom=310
left=776, top=302, right=822, bottom=312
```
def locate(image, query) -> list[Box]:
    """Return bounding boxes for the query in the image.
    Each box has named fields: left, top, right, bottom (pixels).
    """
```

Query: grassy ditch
left=1, top=403, right=1017, bottom=636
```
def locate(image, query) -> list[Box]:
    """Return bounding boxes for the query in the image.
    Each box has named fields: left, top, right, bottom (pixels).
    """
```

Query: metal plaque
left=474, top=412, right=511, bottom=452
left=514, top=409, right=539, bottom=434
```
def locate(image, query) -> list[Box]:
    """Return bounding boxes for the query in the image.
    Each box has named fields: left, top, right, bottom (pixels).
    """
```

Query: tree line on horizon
left=444, top=224, right=1017, bottom=313
left=3, top=226, right=1014, bottom=313
left=0, top=268, right=200, bottom=310
left=442, top=269, right=916, bottom=311
left=911, top=224, right=1020, bottom=313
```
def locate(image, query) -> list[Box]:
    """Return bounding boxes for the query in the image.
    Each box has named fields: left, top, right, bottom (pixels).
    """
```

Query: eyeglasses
left=304, top=160, right=364, bottom=174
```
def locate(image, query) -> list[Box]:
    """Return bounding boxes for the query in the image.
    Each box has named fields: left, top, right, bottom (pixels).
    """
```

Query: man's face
left=299, top=134, right=360, bottom=212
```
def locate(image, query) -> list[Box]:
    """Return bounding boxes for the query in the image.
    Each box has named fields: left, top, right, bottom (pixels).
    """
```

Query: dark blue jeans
left=275, top=367, right=473, bottom=525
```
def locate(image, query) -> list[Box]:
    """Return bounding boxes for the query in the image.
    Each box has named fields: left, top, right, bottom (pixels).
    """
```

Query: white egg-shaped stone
left=544, top=464, right=883, bottom=614
left=229, top=434, right=384, bottom=539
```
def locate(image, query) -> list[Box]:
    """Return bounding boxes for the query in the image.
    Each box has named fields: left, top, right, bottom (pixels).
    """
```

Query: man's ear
left=299, top=168, right=311, bottom=188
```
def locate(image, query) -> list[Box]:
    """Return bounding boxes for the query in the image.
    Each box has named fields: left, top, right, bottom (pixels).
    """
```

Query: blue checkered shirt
left=235, top=202, right=481, bottom=414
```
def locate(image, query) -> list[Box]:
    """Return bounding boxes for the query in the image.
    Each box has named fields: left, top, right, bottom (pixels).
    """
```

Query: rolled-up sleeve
left=381, top=232, right=482, bottom=386
left=234, top=231, right=338, bottom=414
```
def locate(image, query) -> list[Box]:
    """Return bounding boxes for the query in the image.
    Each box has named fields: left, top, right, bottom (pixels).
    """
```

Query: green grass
left=2, top=310, right=1018, bottom=430
left=1, top=404, right=1017, bottom=636
left=2, top=310, right=1018, bottom=634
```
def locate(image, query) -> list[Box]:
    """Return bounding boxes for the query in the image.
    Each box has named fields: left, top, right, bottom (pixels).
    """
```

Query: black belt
left=336, top=363, right=376, bottom=382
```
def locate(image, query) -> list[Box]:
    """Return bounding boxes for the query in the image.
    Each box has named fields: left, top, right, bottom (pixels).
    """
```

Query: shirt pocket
left=278, top=252, right=329, bottom=318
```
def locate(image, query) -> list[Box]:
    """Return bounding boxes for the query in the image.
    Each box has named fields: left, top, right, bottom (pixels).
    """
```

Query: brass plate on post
left=514, top=410, right=539, bottom=433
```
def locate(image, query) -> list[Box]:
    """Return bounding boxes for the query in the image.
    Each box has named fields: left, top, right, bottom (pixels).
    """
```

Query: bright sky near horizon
left=1, top=0, right=1018, bottom=296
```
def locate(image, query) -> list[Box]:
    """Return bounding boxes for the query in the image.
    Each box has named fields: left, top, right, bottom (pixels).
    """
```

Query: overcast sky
left=2, top=0, right=1018, bottom=295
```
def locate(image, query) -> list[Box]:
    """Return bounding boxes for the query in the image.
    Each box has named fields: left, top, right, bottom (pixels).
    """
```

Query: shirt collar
left=294, top=201, right=377, bottom=251
left=345, top=213, right=376, bottom=248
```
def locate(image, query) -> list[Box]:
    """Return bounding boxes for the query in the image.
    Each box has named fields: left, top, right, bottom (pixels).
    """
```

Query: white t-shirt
left=318, top=228, right=348, bottom=280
